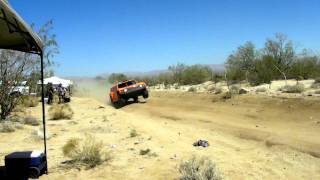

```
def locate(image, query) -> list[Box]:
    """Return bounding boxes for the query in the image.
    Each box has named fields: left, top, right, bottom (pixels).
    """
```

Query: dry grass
left=256, top=87, right=267, bottom=92
left=62, top=135, right=110, bottom=168
left=207, top=86, right=222, bottom=94
left=49, top=104, right=74, bottom=120
left=311, top=83, right=320, bottom=89
left=179, top=156, right=222, bottom=180
left=23, top=116, right=39, bottom=126
left=0, top=121, right=23, bottom=133
left=281, top=84, right=305, bottom=93
left=188, top=87, right=197, bottom=92
left=130, top=129, right=138, bottom=138
left=0, top=121, right=15, bottom=133
left=20, top=96, right=39, bottom=107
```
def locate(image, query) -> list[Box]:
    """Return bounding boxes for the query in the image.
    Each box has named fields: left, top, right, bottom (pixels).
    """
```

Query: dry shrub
left=179, top=156, right=221, bottom=180
left=188, top=87, right=197, bottom=92
left=230, top=86, right=239, bottom=94
left=256, top=87, right=267, bottom=92
left=281, top=84, right=304, bottom=93
left=130, top=129, right=138, bottom=138
left=207, top=86, right=222, bottom=94
left=62, top=135, right=110, bottom=168
left=311, top=83, right=320, bottom=89
left=221, top=91, right=232, bottom=100
left=139, top=148, right=151, bottom=155
left=23, top=116, right=39, bottom=126
left=31, top=127, right=52, bottom=140
left=21, top=96, right=39, bottom=107
left=0, top=121, right=15, bottom=133
left=49, top=104, right=74, bottom=120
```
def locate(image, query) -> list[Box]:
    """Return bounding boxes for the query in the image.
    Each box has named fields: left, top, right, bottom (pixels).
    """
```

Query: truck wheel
left=142, top=90, right=149, bottom=99
left=29, top=167, right=40, bottom=178
left=133, top=97, right=138, bottom=103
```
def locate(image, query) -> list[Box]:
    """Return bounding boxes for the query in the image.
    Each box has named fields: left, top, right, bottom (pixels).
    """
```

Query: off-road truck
left=109, top=80, right=149, bottom=107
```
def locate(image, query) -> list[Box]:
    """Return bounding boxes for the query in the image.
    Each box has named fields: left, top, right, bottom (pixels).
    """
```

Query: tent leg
left=40, top=52, right=48, bottom=174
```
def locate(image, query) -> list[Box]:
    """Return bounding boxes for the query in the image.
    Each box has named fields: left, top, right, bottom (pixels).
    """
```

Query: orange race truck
left=109, top=80, right=149, bottom=107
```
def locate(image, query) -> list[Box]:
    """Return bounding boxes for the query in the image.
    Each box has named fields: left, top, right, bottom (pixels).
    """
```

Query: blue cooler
left=5, top=150, right=47, bottom=179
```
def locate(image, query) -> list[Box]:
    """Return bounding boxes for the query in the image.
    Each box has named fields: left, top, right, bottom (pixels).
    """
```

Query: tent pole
left=40, top=51, right=48, bottom=174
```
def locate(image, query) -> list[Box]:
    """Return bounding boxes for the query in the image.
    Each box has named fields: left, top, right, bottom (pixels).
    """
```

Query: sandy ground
left=1, top=91, right=320, bottom=179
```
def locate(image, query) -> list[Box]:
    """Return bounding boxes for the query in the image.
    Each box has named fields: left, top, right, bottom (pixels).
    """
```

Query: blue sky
left=10, top=0, right=320, bottom=77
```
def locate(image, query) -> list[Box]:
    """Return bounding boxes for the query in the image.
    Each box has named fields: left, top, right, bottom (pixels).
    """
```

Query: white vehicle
left=0, top=81, right=30, bottom=96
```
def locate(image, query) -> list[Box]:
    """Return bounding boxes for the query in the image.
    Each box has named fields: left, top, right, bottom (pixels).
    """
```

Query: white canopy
left=38, top=76, right=73, bottom=88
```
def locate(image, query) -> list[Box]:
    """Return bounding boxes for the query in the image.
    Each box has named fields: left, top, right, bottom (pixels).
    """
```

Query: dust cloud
left=72, top=78, right=111, bottom=104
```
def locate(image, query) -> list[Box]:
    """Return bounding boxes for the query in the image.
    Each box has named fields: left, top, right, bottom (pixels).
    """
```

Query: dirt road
left=1, top=91, right=320, bottom=179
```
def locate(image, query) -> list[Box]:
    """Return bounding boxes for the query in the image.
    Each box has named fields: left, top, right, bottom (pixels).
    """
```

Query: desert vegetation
left=179, top=156, right=221, bottom=180
left=62, top=135, right=110, bottom=168
left=48, top=104, right=74, bottom=120
left=0, top=20, right=58, bottom=121
left=106, top=34, right=319, bottom=89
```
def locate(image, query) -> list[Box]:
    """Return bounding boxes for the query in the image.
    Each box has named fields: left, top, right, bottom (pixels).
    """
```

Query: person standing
left=47, top=83, right=54, bottom=104
left=57, top=83, right=65, bottom=104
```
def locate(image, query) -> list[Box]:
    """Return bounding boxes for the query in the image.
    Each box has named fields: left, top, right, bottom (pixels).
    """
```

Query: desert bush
left=0, top=121, right=15, bottom=133
left=49, top=104, right=74, bottom=120
left=31, top=127, right=52, bottom=140
left=255, top=87, right=267, bottom=92
left=221, top=91, right=232, bottom=100
left=311, top=83, right=320, bottom=89
left=188, top=87, right=196, bottom=92
left=62, top=135, right=109, bottom=168
left=130, top=129, right=138, bottom=138
left=23, top=116, right=39, bottom=126
left=20, top=96, right=39, bottom=107
left=280, top=84, right=305, bottom=93
left=229, top=86, right=239, bottom=94
left=139, top=148, right=151, bottom=155
left=207, top=86, right=222, bottom=94
left=179, top=156, right=221, bottom=180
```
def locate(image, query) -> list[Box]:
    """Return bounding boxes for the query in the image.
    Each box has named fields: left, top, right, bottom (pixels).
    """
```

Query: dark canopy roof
left=0, top=0, right=43, bottom=54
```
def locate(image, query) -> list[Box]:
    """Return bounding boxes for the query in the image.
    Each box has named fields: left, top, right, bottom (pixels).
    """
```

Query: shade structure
left=0, top=0, right=48, bottom=176
left=38, top=76, right=73, bottom=88
left=0, top=0, right=43, bottom=54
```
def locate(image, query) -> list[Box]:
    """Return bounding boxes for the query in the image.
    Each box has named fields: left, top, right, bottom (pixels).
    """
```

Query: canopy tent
left=38, top=76, right=73, bottom=88
left=0, top=0, right=43, bottom=53
left=0, top=0, right=48, bottom=175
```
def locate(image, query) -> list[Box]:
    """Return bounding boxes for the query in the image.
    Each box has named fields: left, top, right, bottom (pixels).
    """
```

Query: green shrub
left=49, top=104, right=74, bottom=120
left=62, top=135, right=110, bottom=168
left=281, top=84, right=305, bottom=93
left=179, top=156, right=221, bottom=180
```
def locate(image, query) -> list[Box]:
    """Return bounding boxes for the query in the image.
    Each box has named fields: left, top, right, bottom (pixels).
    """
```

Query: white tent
left=38, top=76, right=73, bottom=88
